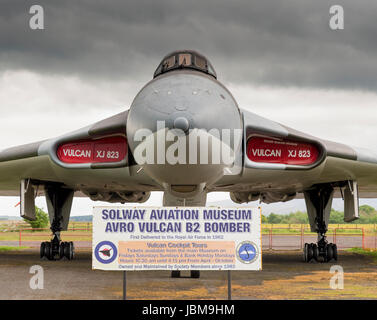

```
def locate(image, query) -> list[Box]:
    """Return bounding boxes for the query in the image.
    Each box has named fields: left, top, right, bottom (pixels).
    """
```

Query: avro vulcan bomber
left=0, top=50, right=374, bottom=263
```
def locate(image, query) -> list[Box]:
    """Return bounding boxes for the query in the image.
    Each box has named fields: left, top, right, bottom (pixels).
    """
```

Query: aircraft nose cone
left=173, top=117, right=190, bottom=132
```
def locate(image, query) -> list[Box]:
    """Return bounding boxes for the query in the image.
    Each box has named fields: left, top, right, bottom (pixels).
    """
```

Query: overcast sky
left=1, top=1, right=377, bottom=216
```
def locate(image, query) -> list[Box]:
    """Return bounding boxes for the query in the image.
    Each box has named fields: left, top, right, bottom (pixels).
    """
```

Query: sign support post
left=227, top=270, right=232, bottom=300
left=93, top=206, right=262, bottom=300
left=123, top=271, right=127, bottom=300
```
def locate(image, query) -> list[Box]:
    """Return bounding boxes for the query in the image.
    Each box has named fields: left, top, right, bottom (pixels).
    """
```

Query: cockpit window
left=178, top=53, right=192, bottom=66
left=194, top=55, right=206, bottom=70
left=154, top=50, right=217, bottom=79
left=154, top=63, right=162, bottom=76
left=208, top=63, right=216, bottom=77
left=163, top=55, right=176, bottom=69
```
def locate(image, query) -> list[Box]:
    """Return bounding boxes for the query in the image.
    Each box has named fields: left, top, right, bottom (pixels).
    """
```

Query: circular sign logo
left=236, top=241, right=258, bottom=264
left=94, top=241, right=118, bottom=264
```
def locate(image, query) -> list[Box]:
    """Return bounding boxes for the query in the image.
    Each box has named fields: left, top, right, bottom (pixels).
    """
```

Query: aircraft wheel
left=44, top=242, right=53, bottom=260
left=171, top=271, right=181, bottom=278
left=59, top=242, right=65, bottom=259
left=332, top=244, right=338, bottom=261
left=191, top=271, right=200, bottom=278
left=312, top=244, right=319, bottom=262
left=63, top=242, right=69, bottom=258
left=69, top=242, right=75, bottom=260
left=325, top=244, right=334, bottom=262
left=307, top=243, right=314, bottom=262
left=303, top=243, right=309, bottom=262
left=40, top=242, right=46, bottom=259
left=64, top=241, right=74, bottom=260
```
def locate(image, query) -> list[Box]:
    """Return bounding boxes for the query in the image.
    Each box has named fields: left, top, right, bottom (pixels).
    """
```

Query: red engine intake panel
left=57, top=136, right=127, bottom=164
left=247, top=136, right=319, bottom=165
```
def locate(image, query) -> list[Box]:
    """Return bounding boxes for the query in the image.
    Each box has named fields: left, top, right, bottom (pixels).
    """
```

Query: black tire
left=59, top=242, right=65, bottom=259
left=312, top=244, right=319, bottom=261
left=63, top=241, right=70, bottom=259
left=68, top=242, right=75, bottom=260
left=308, top=243, right=314, bottom=262
left=63, top=241, right=74, bottom=260
left=326, top=244, right=334, bottom=262
left=171, top=271, right=181, bottom=278
left=40, top=242, right=46, bottom=259
left=332, top=244, right=338, bottom=261
left=44, top=242, right=53, bottom=260
left=191, top=271, right=200, bottom=278
left=303, top=243, right=309, bottom=262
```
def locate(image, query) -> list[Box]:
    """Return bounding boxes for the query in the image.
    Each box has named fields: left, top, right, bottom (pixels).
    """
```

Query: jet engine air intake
left=83, top=190, right=150, bottom=204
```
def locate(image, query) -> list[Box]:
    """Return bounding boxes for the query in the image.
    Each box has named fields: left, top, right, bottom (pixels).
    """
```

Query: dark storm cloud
left=1, top=0, right=377, bottom=90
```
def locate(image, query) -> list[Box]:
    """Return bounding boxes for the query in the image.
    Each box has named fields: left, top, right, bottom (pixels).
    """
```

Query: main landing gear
left=40, top=185, right=75, bottom=261
left=303, top=184, right=338, bottom=263
left=40, top=235, right=74, bottom=261
left=303, top=242, right=337, bottom=263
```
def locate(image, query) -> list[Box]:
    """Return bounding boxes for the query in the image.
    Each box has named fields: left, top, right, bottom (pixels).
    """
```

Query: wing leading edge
left=220, top=108, right=377, bottom=198
left=0, top=110, right=159, bottom=197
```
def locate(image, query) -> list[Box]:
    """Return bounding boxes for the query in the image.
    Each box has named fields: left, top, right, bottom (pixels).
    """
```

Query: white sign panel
left=92, top=207, right=261, bottom=271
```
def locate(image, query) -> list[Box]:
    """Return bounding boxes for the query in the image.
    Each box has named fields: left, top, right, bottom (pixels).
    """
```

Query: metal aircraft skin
left=0, top=50, right=376, bottom=262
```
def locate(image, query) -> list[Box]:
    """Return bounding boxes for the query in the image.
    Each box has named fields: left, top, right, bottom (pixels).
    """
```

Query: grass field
left=0, top=246, right=29, bottom=251
left=263, top=223, right=376, bottom=231
left=0, top=222, right=375, bottom=242
left=0, top=233, right=91, bottom=242
left=0, top=221, right=92, bottom=242
left=0, top=221, right=91, bottom=232
left=1, top=250, right=377, bottom=299
left=346, top=248, right=377, bottom=261
left=262, top=228, right=365, bottom=235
